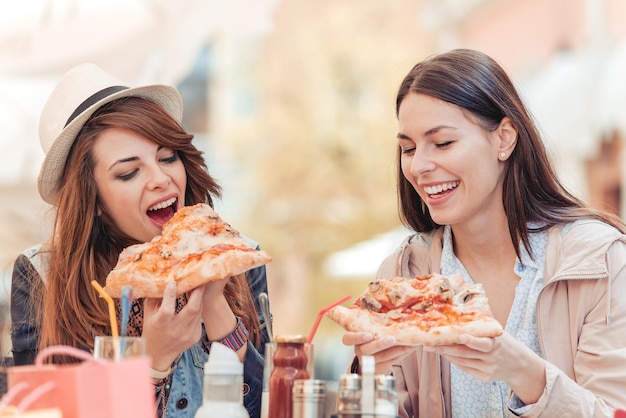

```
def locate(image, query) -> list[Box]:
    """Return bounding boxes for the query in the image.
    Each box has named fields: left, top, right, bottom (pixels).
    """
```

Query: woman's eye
left=400, top=146, right=416, bottom=155
left=435, top=141, right=453, bottom=148
left=160, top=153, right=178, bottom=164
left=117, top=170, right=138, bottom=181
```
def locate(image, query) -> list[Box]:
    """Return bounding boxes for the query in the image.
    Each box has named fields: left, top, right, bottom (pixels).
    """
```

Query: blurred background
left=2, top=0, right=626, bottom=382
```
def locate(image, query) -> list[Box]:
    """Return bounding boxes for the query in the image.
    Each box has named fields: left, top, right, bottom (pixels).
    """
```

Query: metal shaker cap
left=338, top=373, right=362, bottom=390
left=293, top=379, right=327, bottom=395
left=375, top=375, right=396, bottom=391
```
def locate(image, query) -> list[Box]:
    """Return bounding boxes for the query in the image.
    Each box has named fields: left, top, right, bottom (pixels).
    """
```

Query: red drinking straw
left=307, top=294, right=351, bottom=344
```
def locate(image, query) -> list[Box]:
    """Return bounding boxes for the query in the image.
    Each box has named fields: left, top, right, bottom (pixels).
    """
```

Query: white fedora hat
left=37, top=63, right=183, bottom=205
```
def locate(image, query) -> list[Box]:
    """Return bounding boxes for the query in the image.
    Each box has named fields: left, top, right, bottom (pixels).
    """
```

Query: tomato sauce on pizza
left=103, top=203, right=272, bottom=298
left=327, top=273, right=503, bottom=345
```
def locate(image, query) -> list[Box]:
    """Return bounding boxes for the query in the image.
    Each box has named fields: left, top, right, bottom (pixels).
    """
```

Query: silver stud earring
left=500, top=152, right=506, bottom=158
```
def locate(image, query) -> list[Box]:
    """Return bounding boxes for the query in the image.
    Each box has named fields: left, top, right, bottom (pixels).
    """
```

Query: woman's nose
left=147, top=166, right=171, bottom=189
left=409, top=150, right=435, bottom=177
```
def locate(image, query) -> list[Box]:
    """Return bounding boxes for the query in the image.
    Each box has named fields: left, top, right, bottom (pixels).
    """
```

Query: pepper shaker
left=374, top=375, right=397, bottom=416
left=335, top=373, right=361, bottom=417
left=292, top=379, right=326, bottom=418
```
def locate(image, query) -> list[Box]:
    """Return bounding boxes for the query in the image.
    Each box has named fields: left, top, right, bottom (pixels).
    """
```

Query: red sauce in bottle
left=268, top=334, right=310, bottom=418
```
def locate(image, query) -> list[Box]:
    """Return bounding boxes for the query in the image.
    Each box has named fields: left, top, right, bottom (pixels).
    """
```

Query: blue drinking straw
left=120, top=285, right=133, bottom=357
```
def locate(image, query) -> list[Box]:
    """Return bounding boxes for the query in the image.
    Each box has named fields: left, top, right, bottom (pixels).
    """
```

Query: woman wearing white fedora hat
left=10, top=63, right=271, bottom=418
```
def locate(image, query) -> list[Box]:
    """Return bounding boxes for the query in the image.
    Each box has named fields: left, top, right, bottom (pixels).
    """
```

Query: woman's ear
left=497, top=117, right=517, bottom=161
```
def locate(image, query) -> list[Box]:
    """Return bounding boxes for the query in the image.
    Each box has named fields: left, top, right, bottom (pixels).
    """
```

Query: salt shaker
left=292, top=379, right=326, bottom=418
left=335, top=373, right=361, bottom=417
left=374, top=375, right=397, bottom=416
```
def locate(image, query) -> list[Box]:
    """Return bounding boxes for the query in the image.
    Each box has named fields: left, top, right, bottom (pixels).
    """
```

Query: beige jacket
left=377, top=220, right=626, bottom=418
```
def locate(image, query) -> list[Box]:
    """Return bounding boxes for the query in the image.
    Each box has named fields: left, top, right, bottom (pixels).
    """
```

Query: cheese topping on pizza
left=115, top=207, right=256, bottom=275
left=326, top=273, right=503, bottom=345
left=357, top=274, right=493, bottom=327
left=103, top=203, right=272, bottom=298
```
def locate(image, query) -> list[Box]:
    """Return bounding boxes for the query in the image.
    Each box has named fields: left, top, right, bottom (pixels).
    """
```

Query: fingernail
left=167, top=281, right=176, bottom=291
left=362, top=333, right=374, bottom=343
left=383, top=336, right=395, bottom=346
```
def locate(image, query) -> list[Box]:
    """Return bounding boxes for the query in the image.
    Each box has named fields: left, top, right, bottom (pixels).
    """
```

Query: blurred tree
left=209, top=0, right=432, bottom=334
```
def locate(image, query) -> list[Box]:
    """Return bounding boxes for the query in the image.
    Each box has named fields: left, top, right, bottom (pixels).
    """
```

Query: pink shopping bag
left=7, top=346, right=155, bottom=418
left=0, top=379, right=61, bottom=417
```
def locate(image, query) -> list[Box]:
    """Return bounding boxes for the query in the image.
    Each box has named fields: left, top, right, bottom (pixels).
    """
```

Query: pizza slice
left=326, top=273, right=503, bottom=345
left=103, top=203, right=272, bottom=298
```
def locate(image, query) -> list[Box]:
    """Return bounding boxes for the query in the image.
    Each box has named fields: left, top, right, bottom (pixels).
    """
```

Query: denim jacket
left=11, top=241, right=271, bottom=418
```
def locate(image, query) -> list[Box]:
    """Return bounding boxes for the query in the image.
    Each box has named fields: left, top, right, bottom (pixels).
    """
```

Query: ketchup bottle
left=268, top=334, right=310, bottom=418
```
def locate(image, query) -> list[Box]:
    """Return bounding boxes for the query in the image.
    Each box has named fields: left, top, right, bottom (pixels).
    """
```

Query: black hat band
left=64, top=85, right=129, bottom=127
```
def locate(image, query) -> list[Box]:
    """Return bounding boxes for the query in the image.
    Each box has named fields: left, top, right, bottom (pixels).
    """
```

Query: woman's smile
left=423, top=181, right=460, bottom=198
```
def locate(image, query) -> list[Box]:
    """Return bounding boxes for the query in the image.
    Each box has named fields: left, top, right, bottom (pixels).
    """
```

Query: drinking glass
left=93, top=336, right=146, bottom=361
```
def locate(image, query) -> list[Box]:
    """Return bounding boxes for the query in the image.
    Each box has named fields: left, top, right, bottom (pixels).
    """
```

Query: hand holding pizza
left=200, top=275, right=230, bottom=300
left=199, top=276, right=246, bottom=356
left=329, top=273, right=506, bottom=375
left=102, top=204, right=271, bottom=367
left=142, top=280, right=205, bottom=372
left=343, top=331, right=418, bottom=375
left=425, top=331, right=547, bottom=405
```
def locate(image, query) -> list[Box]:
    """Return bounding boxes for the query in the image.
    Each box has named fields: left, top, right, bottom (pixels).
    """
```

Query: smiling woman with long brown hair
left=341, top=49, right=626, bottom=417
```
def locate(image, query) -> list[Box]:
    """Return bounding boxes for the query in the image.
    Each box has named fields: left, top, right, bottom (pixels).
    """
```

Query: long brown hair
left=36, top=96, right=262, bottom=353
left=395, top=49, right=626, bottom=257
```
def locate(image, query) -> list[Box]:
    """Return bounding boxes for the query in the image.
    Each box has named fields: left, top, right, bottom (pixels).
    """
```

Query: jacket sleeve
left=242, top=263, right=271, bottom=418
left=10, top=254, right=40, bottom=366
left=520, top=240, right=626, bottom=417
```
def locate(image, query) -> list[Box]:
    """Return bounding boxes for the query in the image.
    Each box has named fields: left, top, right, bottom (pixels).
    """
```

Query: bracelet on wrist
left=212, top=316, right=249, bottom=352
left=151, top=366, right=172, bottom=380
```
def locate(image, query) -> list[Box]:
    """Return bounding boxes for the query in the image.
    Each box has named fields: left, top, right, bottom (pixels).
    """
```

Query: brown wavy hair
left=395, top=49, right=626, bottom=257
left=35, top=96, right=262, bottom=354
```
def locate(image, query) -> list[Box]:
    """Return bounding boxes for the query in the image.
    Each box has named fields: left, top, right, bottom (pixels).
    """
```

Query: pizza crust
left=326, top=274, right=503, bottom=346
left=103, top=204, right=272, bottom=298
left=327, top=305, right=503, bottom=345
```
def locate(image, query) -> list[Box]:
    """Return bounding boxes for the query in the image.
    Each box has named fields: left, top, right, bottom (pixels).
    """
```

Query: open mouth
left=423, top=181, right=460, bottom=198
left=147, top=197, right=178, bottom=225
